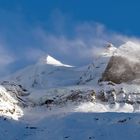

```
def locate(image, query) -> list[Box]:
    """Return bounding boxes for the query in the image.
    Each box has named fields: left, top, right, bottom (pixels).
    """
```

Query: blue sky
left=0, top=0, right=140, bottom=76
left=1, top=0, right=140, bottom=35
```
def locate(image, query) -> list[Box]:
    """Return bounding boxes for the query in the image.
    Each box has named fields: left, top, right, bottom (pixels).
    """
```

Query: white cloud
left=32, top=22, right=133, bottom=66
left=0, top=44, right=15, bottom=66
left=0, top=43, right=16, bottom=78
left=25, top=48, right=45, bottom=62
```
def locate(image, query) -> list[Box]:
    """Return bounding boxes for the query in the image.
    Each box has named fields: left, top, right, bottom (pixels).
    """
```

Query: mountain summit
left=39, top=55, right=72, bottom=67
left=46, top=55, right=63, bottom=66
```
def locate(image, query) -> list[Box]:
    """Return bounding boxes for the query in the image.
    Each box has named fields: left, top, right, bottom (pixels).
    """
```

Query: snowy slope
left=1, top=112, right=140, bottom=140
left=23, top=112, right=140, bottom=140
left=6, top=55, right=84, bottom=89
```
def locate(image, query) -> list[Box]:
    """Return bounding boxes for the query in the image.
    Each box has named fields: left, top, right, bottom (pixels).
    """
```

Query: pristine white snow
left=39, top=55, right=73, bottom=67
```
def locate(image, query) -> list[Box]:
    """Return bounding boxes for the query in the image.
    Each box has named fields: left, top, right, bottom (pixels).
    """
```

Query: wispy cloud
left=0, top=9, right=140, bottom=77
left=33, top=21, right=133, bottom=66
left=0, top=43, right=16, bottom=78
left=0, top=43, right=15, bottom=66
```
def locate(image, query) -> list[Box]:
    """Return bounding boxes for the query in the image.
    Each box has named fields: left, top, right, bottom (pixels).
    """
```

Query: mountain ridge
left=1, top=41, right=140, bottom=139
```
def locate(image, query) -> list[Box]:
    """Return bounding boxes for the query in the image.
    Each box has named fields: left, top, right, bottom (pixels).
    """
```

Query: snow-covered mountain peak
left=102, top=41, right=140, bottom=58
left=106, top=43, right=115, bottom=50
left=38, top=55, right=72, bottom=67
left=122, top=41, right=139, bottom=47
left=118, top=41, right=140, bottom=51
left=115, top=41, right=140, bottom=62
left=46, top=55, right=63, bottom=65
left=101, top=43, right=117, bottom=57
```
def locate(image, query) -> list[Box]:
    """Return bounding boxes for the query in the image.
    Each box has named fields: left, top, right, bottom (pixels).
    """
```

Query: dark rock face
left=101, top=56, right=140, bottom=84
left=40, top=90, right=96, bottom=107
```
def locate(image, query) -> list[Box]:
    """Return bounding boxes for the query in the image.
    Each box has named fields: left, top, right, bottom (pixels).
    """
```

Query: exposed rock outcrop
left=101, top=55, right=140, bottom=84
